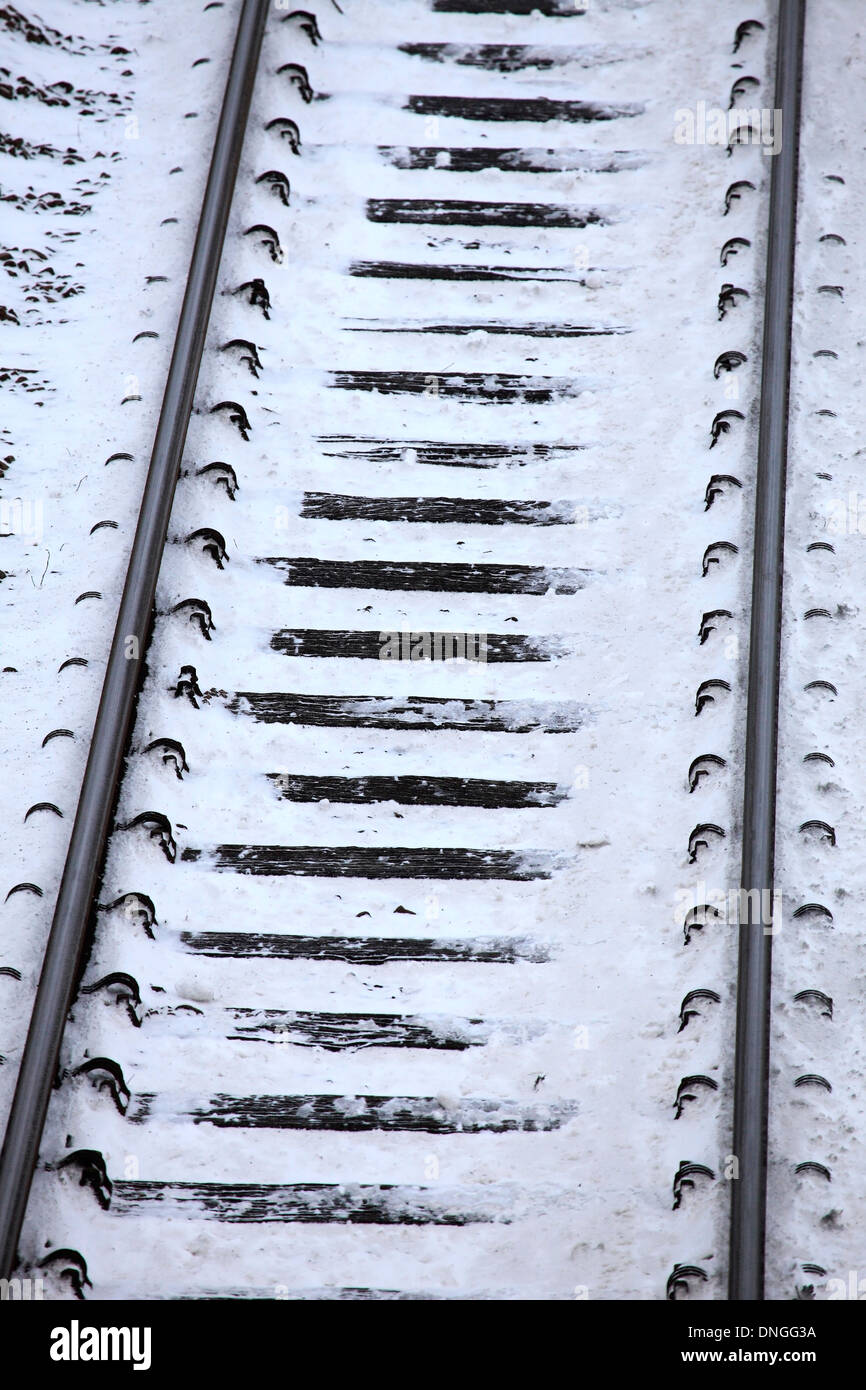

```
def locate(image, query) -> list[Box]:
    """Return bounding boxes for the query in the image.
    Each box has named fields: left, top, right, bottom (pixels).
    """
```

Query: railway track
left=0, top=0, right=843, bottom=1304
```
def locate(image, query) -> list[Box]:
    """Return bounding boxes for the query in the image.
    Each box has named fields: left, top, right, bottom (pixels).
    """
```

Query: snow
left=1, top=0, right=824, bottom=1303
left=767, top=0, right=866, bottom=1304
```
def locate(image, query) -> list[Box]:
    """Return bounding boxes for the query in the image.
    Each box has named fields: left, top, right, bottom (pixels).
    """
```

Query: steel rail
left=0, top=0, right=269, bottom=1279
left=729, top=0, right=805, bottom=1301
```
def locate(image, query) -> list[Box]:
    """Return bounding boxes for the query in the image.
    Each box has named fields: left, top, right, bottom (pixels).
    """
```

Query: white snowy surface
left=0, top=0, right=803, bottom=1301
left=768, top=0, right=866, bottom=1305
